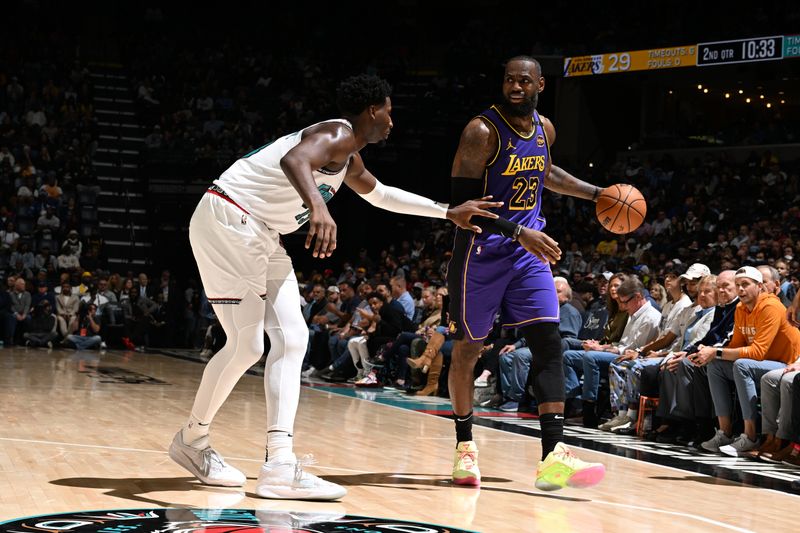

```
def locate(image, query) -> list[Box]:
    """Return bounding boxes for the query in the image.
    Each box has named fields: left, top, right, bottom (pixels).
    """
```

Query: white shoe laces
left=293, top=454, right=318, bottom=486
left=552, top=445, right=578, bottom=462
left=201, top=447, right=227, bottom=473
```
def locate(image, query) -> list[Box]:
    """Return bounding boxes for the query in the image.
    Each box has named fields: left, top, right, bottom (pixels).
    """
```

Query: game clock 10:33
left=697, top=35, right=783, bottom=66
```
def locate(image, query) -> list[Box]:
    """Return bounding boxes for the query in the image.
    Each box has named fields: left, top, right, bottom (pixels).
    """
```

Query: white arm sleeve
left=359, top=178, right=449, bottom=219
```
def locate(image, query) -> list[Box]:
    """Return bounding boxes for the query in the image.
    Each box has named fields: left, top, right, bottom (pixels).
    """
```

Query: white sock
left=627, top=409, right=638, bottom=422
left=182, top=414, right=210, bottom=448
left=618, top=408, right=627, bottom=417
left=267, top=431, right=293, bottom=462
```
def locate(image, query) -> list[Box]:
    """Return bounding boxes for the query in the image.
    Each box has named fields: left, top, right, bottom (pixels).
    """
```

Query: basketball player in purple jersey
left=446, top=56, right=606, bottom=490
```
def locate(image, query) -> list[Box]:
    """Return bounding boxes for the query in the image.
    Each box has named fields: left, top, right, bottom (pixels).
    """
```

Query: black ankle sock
left=539, top=413, right=564, bottom=459
left=454, top=411, right=473, bottom=443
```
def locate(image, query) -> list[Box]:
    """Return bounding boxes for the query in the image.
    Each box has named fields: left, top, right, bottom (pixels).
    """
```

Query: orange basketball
left=595, top=183, right=647, bottom=235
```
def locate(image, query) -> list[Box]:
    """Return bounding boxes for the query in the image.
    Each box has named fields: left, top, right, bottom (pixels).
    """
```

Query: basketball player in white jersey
left=168, top=74, right=502, bottom=500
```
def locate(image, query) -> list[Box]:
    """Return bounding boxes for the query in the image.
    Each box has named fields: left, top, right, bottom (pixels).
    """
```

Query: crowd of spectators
left=3, top=6, right=800, bottom=489
left=288, top=245, right=800, bottom=470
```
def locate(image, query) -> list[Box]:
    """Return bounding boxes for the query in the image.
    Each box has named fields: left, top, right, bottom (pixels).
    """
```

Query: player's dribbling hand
left=306, top=208, right=337, bottom=258
left=446, top=195, right=504, bottom=232
left=517, top=227, right=561, bottom=264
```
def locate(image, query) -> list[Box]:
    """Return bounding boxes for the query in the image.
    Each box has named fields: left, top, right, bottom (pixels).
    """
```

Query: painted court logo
left=0, top=508, right=477, bottom=533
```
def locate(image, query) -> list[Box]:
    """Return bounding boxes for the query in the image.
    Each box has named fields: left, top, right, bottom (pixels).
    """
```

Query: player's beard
left=505, top=94, right=537, bottom=117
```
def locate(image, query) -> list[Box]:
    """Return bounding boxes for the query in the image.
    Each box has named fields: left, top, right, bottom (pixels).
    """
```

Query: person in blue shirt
left=390, top=276, right=415, bottom=324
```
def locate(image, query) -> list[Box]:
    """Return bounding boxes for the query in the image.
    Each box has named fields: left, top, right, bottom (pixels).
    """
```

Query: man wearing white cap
left=693, top=266, right=800, bottom=456
left=680, top=262, right=711, bottom=300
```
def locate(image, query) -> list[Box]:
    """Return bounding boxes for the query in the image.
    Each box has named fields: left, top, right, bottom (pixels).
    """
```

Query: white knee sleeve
left=190, top=291, right=266, bottom=422
left=263, top=281, right=308, bottom=433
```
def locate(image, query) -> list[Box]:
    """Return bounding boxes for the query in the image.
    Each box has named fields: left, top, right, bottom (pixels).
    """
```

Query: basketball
left=595, top=183, right=647, bottom=235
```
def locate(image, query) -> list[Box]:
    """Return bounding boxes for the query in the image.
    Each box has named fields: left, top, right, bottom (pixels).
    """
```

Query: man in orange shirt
left=692, top=266, right=800, bottom=455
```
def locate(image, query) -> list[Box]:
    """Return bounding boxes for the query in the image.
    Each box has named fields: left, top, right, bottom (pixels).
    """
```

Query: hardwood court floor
left=1, top=346, right=798, bottom=532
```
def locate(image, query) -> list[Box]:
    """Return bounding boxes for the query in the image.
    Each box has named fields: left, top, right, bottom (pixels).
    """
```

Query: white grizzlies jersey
left=213, top=119, right=351, bottom=234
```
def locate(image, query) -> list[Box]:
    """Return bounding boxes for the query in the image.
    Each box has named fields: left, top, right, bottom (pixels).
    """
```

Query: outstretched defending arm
left=344, top=152, right=502, bottom=233
left=358, top=177, right=450, bottom=219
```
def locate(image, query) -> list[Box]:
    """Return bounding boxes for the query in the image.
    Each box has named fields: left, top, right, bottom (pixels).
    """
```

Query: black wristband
left=592, top=186, right=600, bottom=202
left=474, top=216, right=518, bottom=238
left=451, top=176, right=518, bottom=238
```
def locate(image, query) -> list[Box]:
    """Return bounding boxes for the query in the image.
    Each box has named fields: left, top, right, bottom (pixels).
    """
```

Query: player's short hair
left=504, top=55, right=542, bottom=77
left=336, top=74, right=392, bottom=116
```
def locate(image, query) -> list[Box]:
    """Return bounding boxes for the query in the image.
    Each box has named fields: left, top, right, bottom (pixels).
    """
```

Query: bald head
left=716, top=270, right=737, bottom=305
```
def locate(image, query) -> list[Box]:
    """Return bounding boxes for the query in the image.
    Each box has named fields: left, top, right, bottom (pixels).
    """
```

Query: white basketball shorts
left=189, top=187, right=284, bottom=304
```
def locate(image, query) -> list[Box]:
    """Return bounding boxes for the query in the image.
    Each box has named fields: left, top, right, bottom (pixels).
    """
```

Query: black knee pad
left=521, top=322, right=565, bottom=404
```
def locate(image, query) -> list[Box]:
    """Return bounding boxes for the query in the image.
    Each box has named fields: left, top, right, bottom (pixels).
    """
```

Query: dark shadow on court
left=319, top=472, right=591, bottom=502
left=50, top=476, right=243, bottom=508
left=51, top=473, right=590, bottom=504
left=648, top=475, right=744, bottom=487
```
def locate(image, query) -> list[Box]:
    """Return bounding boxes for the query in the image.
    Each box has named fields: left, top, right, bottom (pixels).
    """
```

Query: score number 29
left=608, top=52, right=631, bottom=72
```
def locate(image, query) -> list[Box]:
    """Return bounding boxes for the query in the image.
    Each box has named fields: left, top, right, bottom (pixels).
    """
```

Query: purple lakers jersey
left=445, top=105, right=559, bottom=341
left=477, top=106, right=549, bottom=240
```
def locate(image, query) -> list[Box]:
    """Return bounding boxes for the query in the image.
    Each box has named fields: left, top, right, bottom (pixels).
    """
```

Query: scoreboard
left=563, top=45, right=697, bottom=77
left=563, top=34, right=796, bottom=77
left=697, top=36, right=782, bottom=66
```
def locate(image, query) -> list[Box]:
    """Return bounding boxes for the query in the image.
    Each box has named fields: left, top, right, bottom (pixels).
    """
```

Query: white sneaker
left=719, top=433, right=759, bottom=457
left=256, top=454, right=346, bottom=500
left=168, top=431, right=246, bottom=486
left=701, top=429, right=735, bottom=453
left=598, top=413, right=628, bottom=432
left=301, top=367, right=315, bottom=380
left=609, top=416, right=634, bottom=433
left=100, top=341, right=107, bottom=350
